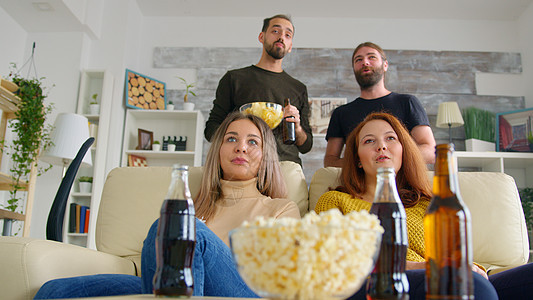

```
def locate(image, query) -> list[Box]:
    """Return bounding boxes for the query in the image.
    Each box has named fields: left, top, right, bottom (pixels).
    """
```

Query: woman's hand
left=406, top=261, right=425, bottom=270
left=472, top=264, right=488, bottom=280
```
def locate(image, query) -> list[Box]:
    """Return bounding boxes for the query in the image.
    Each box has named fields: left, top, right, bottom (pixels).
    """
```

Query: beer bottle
left=153, top=164, right=196, bottom=297
left=282, top=98, right=296, bottom=145
left=424, top=144, right=474, bottom=300
left=367, top=167, right=410, bottom=300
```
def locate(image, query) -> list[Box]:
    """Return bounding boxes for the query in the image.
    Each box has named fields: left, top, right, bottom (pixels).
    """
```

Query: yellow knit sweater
left=315, top=190, right=429, bottom=262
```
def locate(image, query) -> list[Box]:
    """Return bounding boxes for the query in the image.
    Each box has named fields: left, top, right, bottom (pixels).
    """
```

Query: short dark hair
left=262, top=14, right=294, bottom=33
left=352, top=42, right=387, bottom=62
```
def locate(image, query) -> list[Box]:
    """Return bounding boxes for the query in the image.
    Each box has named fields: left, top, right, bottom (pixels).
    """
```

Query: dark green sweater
left=205, top=65, right=313, bottom=165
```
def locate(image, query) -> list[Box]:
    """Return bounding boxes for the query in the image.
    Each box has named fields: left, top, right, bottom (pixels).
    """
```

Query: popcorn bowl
left=229, top=211, right=383, bottom=300
left=239, top=102, right=283, bottom=129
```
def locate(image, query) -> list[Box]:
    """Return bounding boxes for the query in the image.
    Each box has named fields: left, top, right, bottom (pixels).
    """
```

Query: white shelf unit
left=122, top=110, right=204, bottom=167
left=63, top=70, right=114, bottom=249
left=454, top=151, right=533, bottom=188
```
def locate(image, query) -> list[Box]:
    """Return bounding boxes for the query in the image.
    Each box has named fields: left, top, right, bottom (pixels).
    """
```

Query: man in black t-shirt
left=324, top=42, right=436, bottom=167
left=205, top=14, right=313, bottom=166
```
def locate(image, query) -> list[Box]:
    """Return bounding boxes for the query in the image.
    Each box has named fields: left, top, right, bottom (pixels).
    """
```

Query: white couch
left=0, top=162, right=529, bottom=300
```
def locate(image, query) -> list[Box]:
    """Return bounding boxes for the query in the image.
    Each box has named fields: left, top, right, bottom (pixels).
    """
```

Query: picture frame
left=137, top=128, right=154, bottom=150
left=496, top=107, right=533, bottom=152
left=308, top=97, right=347, bottom=136
left=128, top=154, right=148, bottom=167
left=125, top=69, right=166, bottom=110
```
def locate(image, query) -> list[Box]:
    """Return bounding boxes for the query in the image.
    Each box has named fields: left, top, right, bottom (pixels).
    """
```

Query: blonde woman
left=35, top=112, right=299, bottom=299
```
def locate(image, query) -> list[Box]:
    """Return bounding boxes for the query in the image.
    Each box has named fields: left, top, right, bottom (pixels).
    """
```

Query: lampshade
left=41, top=113, right=92, bottom=167
left=436, top=102, right=464, bottom=128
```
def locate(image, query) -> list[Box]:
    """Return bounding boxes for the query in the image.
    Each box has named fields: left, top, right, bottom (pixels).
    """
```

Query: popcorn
left=241, top=102, right=283, bottom=129
left=230, top=209, right=384, bottom=300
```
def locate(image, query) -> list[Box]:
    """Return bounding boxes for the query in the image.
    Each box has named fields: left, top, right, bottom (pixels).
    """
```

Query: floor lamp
left=436, top=102, right=464, bottom=144
left=41, top=113, right=93, bottom=177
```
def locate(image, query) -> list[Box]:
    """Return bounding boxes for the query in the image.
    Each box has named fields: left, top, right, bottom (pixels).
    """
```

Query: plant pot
left=152, top=144, right=161, bottom=151
left=89, top=104, right=100, bottom=115
left=465, top=139, right=495, bottom=152
left=183, top=102, right=195, bottom=111
left=79, top=182, right=92, bottom=194
left=167, top=144, right=176, bottom=151
left=166, top=104, right=175, bottom=111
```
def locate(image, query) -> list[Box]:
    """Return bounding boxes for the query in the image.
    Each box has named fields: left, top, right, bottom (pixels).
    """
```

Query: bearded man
left=205, top=14, right=312, bottom=166
left=323, top=42, right=436, bottom=167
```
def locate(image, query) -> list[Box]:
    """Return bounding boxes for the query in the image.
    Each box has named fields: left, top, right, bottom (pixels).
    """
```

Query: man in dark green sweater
left=204, top=14, right=313, bottom=166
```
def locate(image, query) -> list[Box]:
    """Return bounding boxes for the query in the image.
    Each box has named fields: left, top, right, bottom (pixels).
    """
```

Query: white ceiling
left=1, top=0, right=532, bottom=33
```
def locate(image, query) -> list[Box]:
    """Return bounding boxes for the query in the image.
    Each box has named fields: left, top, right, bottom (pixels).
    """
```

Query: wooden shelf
left=0, top=171, right=28, bottom=190
left=0, top=85, right=20, bottom=114
left=0, top=208, right=25, bottom=222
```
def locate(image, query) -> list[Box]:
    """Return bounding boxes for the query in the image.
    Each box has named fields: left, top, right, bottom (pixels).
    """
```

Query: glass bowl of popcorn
left=239, top=102, right=284, bottom=129
left=229, top=210, right=384, bottom=300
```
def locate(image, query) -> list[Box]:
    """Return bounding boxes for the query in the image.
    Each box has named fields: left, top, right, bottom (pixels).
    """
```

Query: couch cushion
left=308, top=168, right=529, bottom=271
left=96, top=162, right=308, bottom=274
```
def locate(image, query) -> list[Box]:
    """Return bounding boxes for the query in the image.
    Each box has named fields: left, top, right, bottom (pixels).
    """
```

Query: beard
left=354, top=63, right=385, bottom=89
left=264, top=39, right=288, bottom=59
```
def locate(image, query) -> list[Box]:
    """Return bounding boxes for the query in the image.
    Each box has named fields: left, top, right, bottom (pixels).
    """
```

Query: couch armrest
left=0, top=237, right=137, bottom=300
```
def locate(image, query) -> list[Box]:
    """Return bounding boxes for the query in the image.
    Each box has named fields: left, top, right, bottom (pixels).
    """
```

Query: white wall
left=2, top=1, right=533, bottom=239
left=519, top=2, right=533, bottom=107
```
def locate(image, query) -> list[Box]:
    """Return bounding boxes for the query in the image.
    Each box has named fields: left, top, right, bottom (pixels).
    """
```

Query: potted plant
left=0, top=65, right=53, bottom=214
left=152, top=140, right=161, bottom=151
left=166, top=100, right=175, bottom=111
left=462, top=107, right=496, bottom=151
left=89, top=93, right=100, bottom=115
left=78, top=176, right=93, bottom=193
left=177, top=77, right=197, bottom=111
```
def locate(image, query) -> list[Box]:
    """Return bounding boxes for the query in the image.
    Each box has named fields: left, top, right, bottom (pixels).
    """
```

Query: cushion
left=307, top=167, right=529, bottom=271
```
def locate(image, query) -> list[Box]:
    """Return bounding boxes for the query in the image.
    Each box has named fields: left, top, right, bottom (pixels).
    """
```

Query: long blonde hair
left=195, top=112, right=287, bottom=221
left=338, top=112, right=432, bottom=207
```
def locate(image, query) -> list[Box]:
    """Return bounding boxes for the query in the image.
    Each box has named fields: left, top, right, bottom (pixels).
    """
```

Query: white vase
left=166, top=104, right=175, bottom=111
left=89, top=104, right=100, bottom=115
left=465, top=138, right=495, bottom=152
left=79, top=182, right=92, bottom=193
left=167, top=144, right=176, bottom=151
left=152, top=144, right=161, bottom=151
left=183, top=102, right=195, bottom=111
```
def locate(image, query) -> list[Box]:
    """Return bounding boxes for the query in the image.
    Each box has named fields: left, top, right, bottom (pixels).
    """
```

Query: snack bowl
left=239, top=102, right=283, bottom=129
left=229, top=210, right=383, bottom=300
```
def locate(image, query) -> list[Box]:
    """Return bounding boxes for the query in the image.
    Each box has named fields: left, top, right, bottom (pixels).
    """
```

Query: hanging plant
left=0, top=64, right=54, bottom=212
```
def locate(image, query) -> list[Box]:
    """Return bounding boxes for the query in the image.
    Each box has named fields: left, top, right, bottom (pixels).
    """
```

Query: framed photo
left=308, top=97, right=347, bottom=136
left=125, top=69, right=166, bottom=110
left=128, top=154, right=148, bottom=167
left=496, top=107, right=533, bottom=152
left=137, top=129, right=154, bottom=150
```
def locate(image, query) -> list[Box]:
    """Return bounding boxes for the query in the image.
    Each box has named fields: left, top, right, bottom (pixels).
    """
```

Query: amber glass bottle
left=367, top=167, right=409, bottom=300
left=153, top=164, right=196, bottom=297
left=282, top=98, right=296, bottom=144
left=424, top=144, right=473, bottom=300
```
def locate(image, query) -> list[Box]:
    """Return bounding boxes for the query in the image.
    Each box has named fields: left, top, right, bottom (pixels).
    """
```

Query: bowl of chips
left=229, top=210, right=383, bottom=300
left=239, top=102, right=284, bottom=129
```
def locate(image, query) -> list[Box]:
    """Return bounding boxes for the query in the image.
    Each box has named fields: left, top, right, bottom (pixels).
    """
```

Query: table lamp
left=436, top=102, right=464, bottom=144
left=41, top=113, right=93, bottom=173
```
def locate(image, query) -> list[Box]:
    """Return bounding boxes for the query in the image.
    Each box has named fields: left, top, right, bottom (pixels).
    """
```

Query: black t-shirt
left=326, top=92, right=430, bottom=141
left=205, top=65, right=313, bottom=165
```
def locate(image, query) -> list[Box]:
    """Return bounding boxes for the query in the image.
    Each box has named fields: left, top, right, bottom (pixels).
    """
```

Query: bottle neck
left=433, top=144, right=460, bottom=197
left=373, top=168, right=401, bottom=204
left=166, top=166, right=193, bottom=203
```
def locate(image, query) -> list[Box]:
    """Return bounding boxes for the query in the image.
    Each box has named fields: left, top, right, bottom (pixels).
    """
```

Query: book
left=69, top=203, right=77, bottom=233
left=80, top=206, right=87, bottom=233
left=84, top=208, right=90, bottom=233
left=76, top=205, right=81, bottom=233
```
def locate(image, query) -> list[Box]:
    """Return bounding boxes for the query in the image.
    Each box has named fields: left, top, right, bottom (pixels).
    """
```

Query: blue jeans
left=142, top=218, right=257, bottom=297
left=34, top=219, right=257, bottom=299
